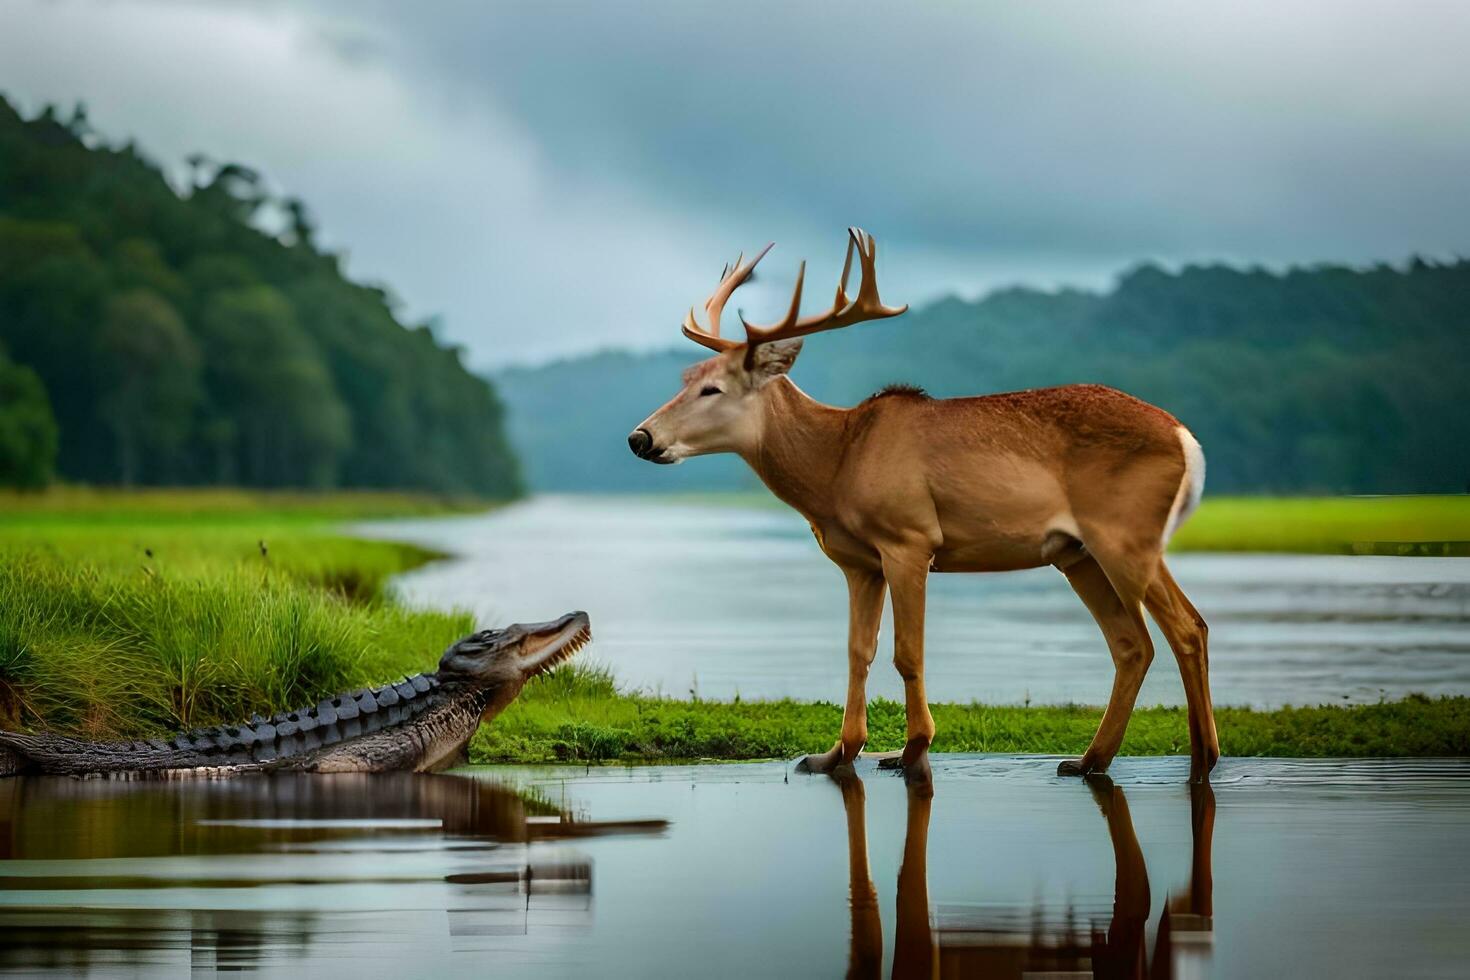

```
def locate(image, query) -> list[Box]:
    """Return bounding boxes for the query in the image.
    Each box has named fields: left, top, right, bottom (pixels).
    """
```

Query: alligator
left=0, top=611, right=589, bottom=777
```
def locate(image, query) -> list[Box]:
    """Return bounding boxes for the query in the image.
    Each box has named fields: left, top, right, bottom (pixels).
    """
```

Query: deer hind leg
left=1056, top=547, right=1158, bottom=776
left=801, top=568, right=885, bottom=775
left=875, top=550, right=936, bottom=794
left=1145, top=560, right=1220, bottom=781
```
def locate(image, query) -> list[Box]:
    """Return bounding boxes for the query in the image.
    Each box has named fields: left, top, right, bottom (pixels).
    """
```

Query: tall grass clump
left=0, top=552, right=471, bottom=738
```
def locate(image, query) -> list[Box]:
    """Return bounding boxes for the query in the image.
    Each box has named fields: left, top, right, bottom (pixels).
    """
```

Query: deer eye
left=699, top=385, right=722, bottom=397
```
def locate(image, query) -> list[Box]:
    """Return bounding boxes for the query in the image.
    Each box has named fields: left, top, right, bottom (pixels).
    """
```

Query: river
left=358, top=495, right=1470, bottom=708
left=3, top=758, right=1468, bottom=977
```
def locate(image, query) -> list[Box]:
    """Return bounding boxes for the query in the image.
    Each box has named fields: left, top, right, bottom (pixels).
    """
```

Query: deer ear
left=746, top=339, right=803, bottom=384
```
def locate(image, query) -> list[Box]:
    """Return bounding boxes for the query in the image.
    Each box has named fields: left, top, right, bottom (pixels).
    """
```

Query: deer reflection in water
left=834, top=771, right=1215, bottom=979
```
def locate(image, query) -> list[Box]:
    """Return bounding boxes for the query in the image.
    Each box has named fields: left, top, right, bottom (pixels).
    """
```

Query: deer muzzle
left=627, top=428, right=654, bottom=458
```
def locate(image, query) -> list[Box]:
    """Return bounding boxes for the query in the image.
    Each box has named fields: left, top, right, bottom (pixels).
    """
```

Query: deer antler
left=739, top=227, right=908, bottom=357
left=679, top=229, right=907, bottom=358
left=681, top=243, right=775, bottom=353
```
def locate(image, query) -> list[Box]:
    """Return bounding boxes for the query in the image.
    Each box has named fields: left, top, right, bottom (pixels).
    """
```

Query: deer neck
left=740, top=378, right=850, bottom=523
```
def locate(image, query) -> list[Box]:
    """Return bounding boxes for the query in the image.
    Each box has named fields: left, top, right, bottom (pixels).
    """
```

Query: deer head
left=628, top=227, right=907, bottom=463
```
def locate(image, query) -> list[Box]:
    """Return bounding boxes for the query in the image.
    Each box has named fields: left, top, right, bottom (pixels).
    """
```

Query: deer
left=628, top=228, right=1218, bottom=789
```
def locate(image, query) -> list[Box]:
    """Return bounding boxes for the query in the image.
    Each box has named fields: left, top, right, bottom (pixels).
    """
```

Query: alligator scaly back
left=0, top=672, right=446, bottom=777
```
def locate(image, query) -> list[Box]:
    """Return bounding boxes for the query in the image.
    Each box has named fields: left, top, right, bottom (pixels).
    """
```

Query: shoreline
left=2, top=489, right=1466, bottom=763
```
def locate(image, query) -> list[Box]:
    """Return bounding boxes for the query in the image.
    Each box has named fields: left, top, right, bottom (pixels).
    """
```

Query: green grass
left=0, top=489, right=482, bottom=737
left=1171, top=495, right=1470, bottom=555
left=472, top=673, right=1470, bottom=764
left=0, top=486, right=489, bottom=523
left=665, top=491, right=1470, bottom=556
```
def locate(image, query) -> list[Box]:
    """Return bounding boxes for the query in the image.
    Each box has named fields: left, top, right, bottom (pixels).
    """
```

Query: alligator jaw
left=518, top=611, right=592, bottom=678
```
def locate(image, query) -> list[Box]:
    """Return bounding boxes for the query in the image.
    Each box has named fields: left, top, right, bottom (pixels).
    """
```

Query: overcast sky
left=3, top=1, right=1468, bottom=367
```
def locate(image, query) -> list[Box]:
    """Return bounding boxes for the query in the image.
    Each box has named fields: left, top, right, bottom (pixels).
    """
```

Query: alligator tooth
left=254, top=723, right=277, bottom=743
left=394, top=679, right=417, bottom=700
left=298, top=713, right=318, bottom=733
left=356, top=691, right=378, bottom=714
left=316, top=702, right=338, bottom=726
left=336, top=698, right=359, bottom=721
left=376, top=686, right=400, bottom=708
left=276, top=720, right=299, bottom=737
left=410, top=674, right=431, bottom=693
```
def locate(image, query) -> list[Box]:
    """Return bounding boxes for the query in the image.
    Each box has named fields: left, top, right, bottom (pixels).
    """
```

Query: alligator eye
left=699, top=386, right=721, bottom=397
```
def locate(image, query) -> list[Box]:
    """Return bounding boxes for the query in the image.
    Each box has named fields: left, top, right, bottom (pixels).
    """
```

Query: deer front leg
left=875, top=551, right=935, bottom=794
left=801, top=568, right=885, bottom=774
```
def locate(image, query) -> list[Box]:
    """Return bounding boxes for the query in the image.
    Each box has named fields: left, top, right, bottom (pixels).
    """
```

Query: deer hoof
left=1189, top=747, right=1220, bottom=784
left=796, top=745, right=847, bottom=775
left=876, top=745, right=934, bottom=796
left=1056, top=758, right=1095, bottom=777
left=903, top=754, right=934, bottom=797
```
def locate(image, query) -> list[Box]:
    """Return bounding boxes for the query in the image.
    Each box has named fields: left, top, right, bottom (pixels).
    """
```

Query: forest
left=3, top=94, right=1465, bottom=500
left=497, top=253, right=1470, bottom=495
left=0, top=98, right=521, bottom=496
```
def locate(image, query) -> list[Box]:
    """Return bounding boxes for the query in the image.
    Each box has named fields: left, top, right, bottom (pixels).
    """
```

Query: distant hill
left=495, top=259, right=1470, bottom=495
left=0, top=98, right=520, bottom=495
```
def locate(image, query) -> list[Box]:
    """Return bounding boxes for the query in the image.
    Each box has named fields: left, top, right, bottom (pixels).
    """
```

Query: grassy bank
left=670, top=491, right=1470, bottom=555
left=0, top=489, right=482, bottom=735
left=1172, top=495, right=1470, bottom=555
left=472, top=666, right=1470, bottom=763
left=3, top=488, right=1467, bottom=759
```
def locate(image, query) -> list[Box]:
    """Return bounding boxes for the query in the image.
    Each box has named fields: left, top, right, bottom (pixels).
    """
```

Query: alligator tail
left=0, top=729, right=73, bottom=776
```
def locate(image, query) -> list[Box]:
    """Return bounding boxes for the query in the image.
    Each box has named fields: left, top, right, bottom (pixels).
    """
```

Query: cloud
left=2, top=0, right=1468, bottom=365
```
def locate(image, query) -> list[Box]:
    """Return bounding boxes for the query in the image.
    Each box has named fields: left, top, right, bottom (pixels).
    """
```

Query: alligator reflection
left=0, top=772, right=665, bottom=973
left=836, top=772, right=1215, bottom=979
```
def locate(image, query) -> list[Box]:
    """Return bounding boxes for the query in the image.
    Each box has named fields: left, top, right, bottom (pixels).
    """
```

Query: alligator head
left=437, top=610, right=592, bottom=719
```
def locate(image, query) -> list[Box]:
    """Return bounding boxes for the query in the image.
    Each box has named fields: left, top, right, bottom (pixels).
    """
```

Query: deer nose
left=628, top=429, right=653, bottom=458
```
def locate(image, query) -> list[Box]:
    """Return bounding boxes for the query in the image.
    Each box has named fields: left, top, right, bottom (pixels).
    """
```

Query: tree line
left=497, top=253, right=1469, bottom=495
left=0, top=98, right=521, bottom=496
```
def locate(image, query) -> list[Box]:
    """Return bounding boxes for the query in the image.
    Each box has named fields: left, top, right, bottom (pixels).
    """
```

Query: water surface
left=3, top=758, right=1468, bottom=978
left=359, top=496, right=1470, bottom=707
